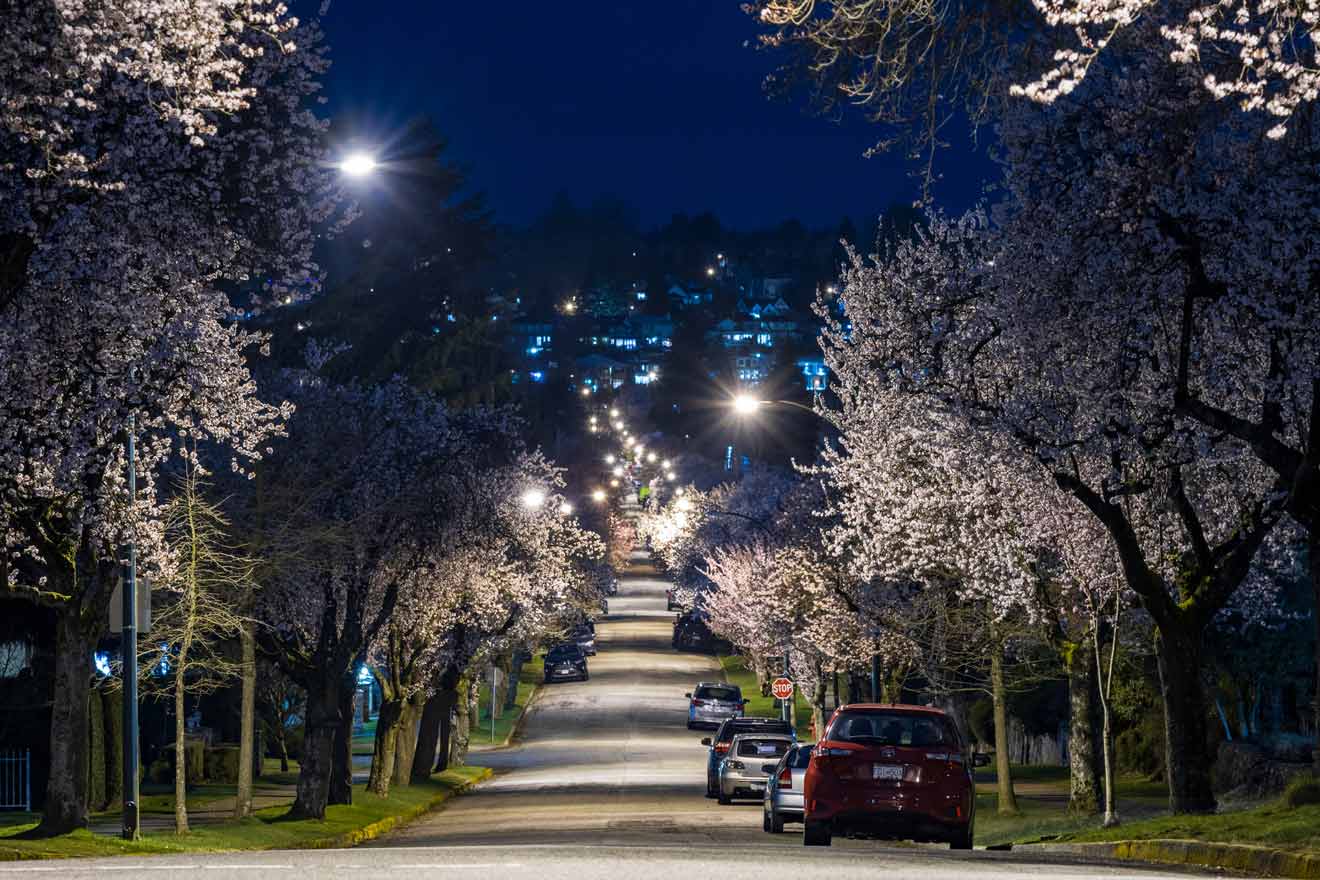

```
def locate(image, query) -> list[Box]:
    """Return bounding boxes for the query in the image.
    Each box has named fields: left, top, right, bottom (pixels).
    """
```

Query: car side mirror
left=685, top=692, right=692, bottom=698
left=973, top=753, right=991, bottom=767
left=761, top=763, right=778, bottom=774
left=700, top=737, right=712, bottom=746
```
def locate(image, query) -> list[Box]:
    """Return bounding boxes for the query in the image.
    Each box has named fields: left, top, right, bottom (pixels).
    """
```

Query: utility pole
left=782, top=651, right=792, bottom=726
left=121, top=414, right=140, bottom=840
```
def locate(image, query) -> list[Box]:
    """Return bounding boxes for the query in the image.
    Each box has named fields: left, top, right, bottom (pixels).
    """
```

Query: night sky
left=319, top=2, right=992, bottom=230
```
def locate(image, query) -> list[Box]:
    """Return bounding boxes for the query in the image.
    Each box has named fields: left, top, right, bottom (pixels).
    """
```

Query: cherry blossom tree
left=255, top=377, right=509, bottom=819
left=0, top=1, right=342, bottom=835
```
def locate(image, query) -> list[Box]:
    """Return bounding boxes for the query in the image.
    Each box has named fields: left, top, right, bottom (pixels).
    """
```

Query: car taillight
left=778, top=766, right=792, bottom=789
left=691, top=699, right=705, bottom=707
left=820, top=747, right=852, bottom=757
left=715, top=742, right=730, bottom=754
left=727, top=760, right=745, bottom=770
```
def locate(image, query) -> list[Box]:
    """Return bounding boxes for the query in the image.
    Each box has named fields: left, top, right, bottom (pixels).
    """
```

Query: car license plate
left=872, top=763, right=903, bottom=780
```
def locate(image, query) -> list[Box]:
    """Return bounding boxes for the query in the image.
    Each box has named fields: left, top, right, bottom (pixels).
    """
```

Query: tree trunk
left=103, top=688, right=124, bottom=809
left=832, top=671, right=841, bottom=712
left=329, top=683, right=355, bottom=806
left=811, top=671, right=828, bottom=738
left=87, top=685, right=107, bottom=812
left=449, top=676, right=472, bottom=767
left=287, top=683, right=339, bottom=820
left=367, top=697, right=402, bottom=798
left=234, top=624, right=256, bottom=819
left=393, top=696, right=421, bottom=786
left=433, top=686, right=459, bottom=774
left=991, top=646, right=1020, bottom=816
left=412, top=689, right=447, bottom=782
left=34, top=608, right=94, bottom=836
left=174, top=665, right=189, bottom=834
left=1155, top=623, right=1216, bottom=813
left=1065, top=642, right=1100, bottom=815
left=503, top=653, right=521, bottom=712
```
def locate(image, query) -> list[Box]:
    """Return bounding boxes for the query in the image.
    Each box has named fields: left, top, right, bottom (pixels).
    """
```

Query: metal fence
left=0, top=749, right=31, bottom=811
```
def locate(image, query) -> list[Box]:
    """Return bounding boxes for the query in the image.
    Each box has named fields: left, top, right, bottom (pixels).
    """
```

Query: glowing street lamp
left=559, top=502, right=575, bottom=516
left=665, top=471, right=675, bottom=480
left=609, top=408, right=619, bottom=417
left=612, top=466, right=623, bottom=477
left=520, top=488, right=547, bottom=509
left=675, top=487, right=686, bottom=497
left=677, top=497, right=693, bottom=512
left=339, top=152, right=377, bottom=177
left=581, top=387, right=592, bottom=397
left=605, top=454, right=615, bottom=465
left=647, top=452, right=657, bottom=463
left=733, top=394, right=761, bottom=415
left=662, top=459, right=671, bottom=468
left=610, top=478, right=620, bottom=488
left=592, top=489, right=607, bottom=503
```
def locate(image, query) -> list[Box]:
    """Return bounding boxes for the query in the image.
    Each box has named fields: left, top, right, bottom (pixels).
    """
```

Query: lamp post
left=121, top=416, right=140, bottom=841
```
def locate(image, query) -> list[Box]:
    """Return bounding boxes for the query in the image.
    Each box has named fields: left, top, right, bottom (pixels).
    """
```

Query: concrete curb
left=293, top=767, right=493, bottom=850
left=503, top=684, right=541, bottom=747
left=1022, top=839, right=1320, bottom=878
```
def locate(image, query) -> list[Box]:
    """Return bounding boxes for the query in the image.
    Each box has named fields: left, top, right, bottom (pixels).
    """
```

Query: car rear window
left=737, top=739, right=789, bottom=758
left=547, top=647, right=580, bottom=661
left=695, top=685, right=740, bottom=701
left=828, top=711, right=956, bottom=746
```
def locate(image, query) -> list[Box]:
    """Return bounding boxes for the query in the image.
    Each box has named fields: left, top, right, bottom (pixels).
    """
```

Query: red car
left=802, top=703, right=987, bottom=848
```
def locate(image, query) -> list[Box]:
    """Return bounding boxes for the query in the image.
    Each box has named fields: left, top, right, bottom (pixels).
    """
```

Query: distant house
left=796, top=356, right=829, bottom=392
left=576, top=354, right=631, bottom=390
left=667, top=284, right=712, bottom=308
left=507, top=321, right=553, bottom=357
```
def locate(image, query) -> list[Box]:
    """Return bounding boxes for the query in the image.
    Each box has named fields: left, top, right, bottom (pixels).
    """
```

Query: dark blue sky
left=319, top=2, right=991, bottom=230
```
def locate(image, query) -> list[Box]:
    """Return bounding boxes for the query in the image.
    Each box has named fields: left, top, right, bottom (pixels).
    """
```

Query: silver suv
left=685, top=681, right=746, bottom=729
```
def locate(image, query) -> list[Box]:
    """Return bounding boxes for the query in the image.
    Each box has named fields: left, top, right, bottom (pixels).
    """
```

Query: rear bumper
left=544, top=668, right=585, bottom=681
left=689, top=707, right=741, bottom=726
left=720, top=772, right=769, bottom=798
left=815, top=808, right=967, bottom=841
left=769, top=789, right=804, bottom=814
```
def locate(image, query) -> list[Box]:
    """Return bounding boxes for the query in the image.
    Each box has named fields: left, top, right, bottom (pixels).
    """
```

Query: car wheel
left=949, top=823, right=973, bottom=850
left=803, top=820, right=832, bottom=847
left=762, top=811, right=772, bottom=833
left=771, top=812, right=785, bottom=834
left=717, top=791, right=731, bottom=805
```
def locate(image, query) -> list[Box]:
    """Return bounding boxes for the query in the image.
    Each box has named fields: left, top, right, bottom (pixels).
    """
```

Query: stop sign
left=771, top=677, right=794, bottom=700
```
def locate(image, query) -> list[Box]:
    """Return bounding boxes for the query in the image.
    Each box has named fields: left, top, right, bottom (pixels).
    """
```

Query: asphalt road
left=13, top=539, right=1220, bottom=878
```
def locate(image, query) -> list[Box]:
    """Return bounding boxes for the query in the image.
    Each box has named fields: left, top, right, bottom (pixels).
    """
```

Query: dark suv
left=701, top=716, right=794, bottom=798
left=543, top=644, right=588, bottom=683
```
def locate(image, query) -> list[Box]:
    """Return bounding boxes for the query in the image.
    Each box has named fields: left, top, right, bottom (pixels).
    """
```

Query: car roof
left=729, top=732, right=793, bottom=741
left=833, top=703, right=950, bottom=716
left=695, top=681, right=737, bottom=688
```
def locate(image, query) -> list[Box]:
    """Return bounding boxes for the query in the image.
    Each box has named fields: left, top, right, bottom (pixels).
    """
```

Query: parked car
left=763, top=743, right=814, bottom=833
left=543, top=644, right=588, bottom=683
left=672, top=611, right=731, bottom=654
left=718, top=733, right=793, bottom=805
left=666, top=587, right=681, bottom=611
left=702, top=716, right=794, bottom=798
left=569, top=621, right=597, bottom=655
left=685, top=681, right=747, bottom=729
left=802, top=704, right=987, bottom=848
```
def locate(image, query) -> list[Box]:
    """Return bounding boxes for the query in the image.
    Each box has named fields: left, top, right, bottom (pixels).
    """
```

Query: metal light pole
left=121, top=414, right=140, bottom=840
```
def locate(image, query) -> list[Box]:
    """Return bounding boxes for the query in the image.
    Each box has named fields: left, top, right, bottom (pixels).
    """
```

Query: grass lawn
left=0, top=766, right=487, bottom=861
left=351, top=718, right=377, bottom=757
left=1055, top=800, right=1320, bottom=854
left=717, top=655, right=815, bottom=740
left=471, top=654, right=544, bottom=747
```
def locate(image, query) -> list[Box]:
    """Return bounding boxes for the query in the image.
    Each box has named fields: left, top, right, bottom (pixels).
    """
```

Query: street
left=1, top=545, right=1218, bottom=878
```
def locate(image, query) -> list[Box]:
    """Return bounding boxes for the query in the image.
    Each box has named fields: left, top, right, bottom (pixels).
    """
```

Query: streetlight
left=592, top=489, right=607, bottom=503
left=733, top=393, right=761, bottom=415
left=339, top=152, right=377, bottom=177
left=581, top=387, right=592, bottom=397
left=610, top=408, right=619, bottom=417
left=647, top=451, right=657, bottom=463
left=662, top=459, right=671, bottom=468
left=676, top=487, right=686, bottom=497
left=612, top=466, right=623, bottom=477
left=677, top=497, right=693, bottom=512
left=605, top=454, right=615, bottom=464
left=559, top=502, right=575, bottom=516
left=666, top=471, right=675, bottom=481
left=610, top=478, right=620, bottom=487
left=521, top=488, right=547, bottom=509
